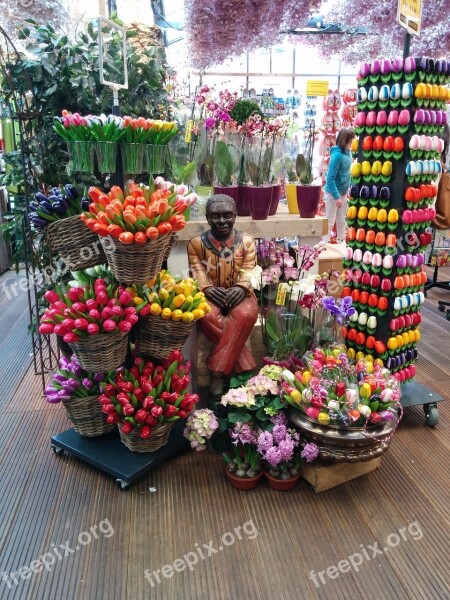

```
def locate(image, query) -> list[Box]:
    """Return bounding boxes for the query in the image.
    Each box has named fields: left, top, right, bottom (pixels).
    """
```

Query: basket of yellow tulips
left=130, top=270, right=211, bottom=359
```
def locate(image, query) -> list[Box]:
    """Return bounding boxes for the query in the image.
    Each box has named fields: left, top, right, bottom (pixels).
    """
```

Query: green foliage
left=0, top=19, right=170, bottom=188
left=284, top=153, right=313, bottom=184
left=229, top=99, right=264, bottom=125
left=214, top=140, right=240, bottom=185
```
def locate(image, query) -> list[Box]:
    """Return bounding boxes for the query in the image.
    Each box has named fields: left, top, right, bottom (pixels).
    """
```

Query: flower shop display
left=45, top=355, right=113, bottom=437
left=39, top=277, right=137, bottom=372
left=128, top=269, right=211, bottom=359
left=82, top=178, right=197, bottom=283
left=29, top=184, right=106, bottom=270
left=252, top=240, right=327, bottom=366
left=54, top=111, right=178, bottom=174
left=212, top=366, right=319, bottom=490
left=345, top=56, right=450, bottom=382
left=99, top=352, right=198, bottom=452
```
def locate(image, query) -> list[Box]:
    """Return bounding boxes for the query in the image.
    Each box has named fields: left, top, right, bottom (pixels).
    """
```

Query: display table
left=51, top=420, right=189, bottom=489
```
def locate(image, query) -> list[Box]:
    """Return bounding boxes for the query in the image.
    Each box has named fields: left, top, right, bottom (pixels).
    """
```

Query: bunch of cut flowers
left=45, top=355, right=107, bottom=404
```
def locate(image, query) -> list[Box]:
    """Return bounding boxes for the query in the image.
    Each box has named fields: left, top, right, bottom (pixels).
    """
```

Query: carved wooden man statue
left=187, top=194, right=258, bottom=397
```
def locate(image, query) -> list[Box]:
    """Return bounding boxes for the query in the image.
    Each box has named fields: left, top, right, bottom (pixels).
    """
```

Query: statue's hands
left=225, top=286, right=246, bottom=308
left=204, top=286, right=228, bottom=307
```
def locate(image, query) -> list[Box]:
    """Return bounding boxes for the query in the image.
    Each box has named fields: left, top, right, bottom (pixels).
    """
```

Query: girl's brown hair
left=336, top=127, right=356, bottom=150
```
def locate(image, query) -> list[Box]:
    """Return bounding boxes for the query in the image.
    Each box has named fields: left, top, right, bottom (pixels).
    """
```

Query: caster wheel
left=51, top=444, right=65, bottom=456
left=438, top=304, right=446, bottom=312
left=423, top=404, right=438, bottom=427
left=116, top=478, right=129, bottom=490
left=446, top=311, right=450, bottom=322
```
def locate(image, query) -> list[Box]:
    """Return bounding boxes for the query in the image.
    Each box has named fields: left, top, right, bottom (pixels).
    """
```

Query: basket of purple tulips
left=45, top=355, right=113, bottom=437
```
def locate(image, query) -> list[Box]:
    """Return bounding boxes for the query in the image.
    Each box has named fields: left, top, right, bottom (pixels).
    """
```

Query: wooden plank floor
left=0, top=268, right=450, bottom=600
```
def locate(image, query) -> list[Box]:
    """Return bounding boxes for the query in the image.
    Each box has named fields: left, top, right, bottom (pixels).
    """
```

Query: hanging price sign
left=397, top=0, right=422, bottom=36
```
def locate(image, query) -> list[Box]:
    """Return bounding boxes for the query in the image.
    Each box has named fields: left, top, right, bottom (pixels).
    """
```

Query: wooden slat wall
left=0, top=269, right=449, bottom=600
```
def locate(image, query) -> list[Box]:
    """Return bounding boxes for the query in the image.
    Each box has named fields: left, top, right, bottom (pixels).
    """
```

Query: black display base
left=50, top=420, right=189, bottom=489
left=401, top=380, right=445, bottom=427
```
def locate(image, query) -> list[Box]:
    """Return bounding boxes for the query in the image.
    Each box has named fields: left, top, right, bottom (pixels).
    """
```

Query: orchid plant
left=318, top=296, right=356, bottom=346
left=248, top=240, right=327, bottom=363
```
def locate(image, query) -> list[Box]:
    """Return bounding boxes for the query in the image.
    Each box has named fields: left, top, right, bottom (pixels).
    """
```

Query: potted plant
left=213, top=131, right=242, bottom=203
left=216, top=368, right=287, bottom=489
left=257, top=412, right=319, bottom=490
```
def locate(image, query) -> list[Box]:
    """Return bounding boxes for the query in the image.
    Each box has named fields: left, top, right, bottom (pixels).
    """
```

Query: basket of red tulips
left=99, top=352, right=198, bottom=452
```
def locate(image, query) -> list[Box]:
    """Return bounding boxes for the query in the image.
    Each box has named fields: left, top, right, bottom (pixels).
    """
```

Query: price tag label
left=275, top=283, right=287, bottom=306
left=184, top=119, right=194, bottom=143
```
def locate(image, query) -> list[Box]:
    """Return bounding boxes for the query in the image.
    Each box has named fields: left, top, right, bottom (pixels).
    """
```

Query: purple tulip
left=423, top=110, right=431, bottom=124
left=410, top=255, right=417, bottom=268
left=442, top=112, right=448, bottom=125
left=379, top=410, right=395, bottom=422
left=94, top=373, right=105, bottom=382
left=82, top=378, right=94, bottom=390
left=441, top=60, right=448, bottom=74
left=52, top=373, right=66, bottom=383
left=359, top=62, right=370, bottom=78
left=46, top=394, right=62, bottom=404
left=417, top=253, right=424, bottom=266
left=392, top=57, right=403, bottom=72
left=45, top=385, right=59, bottom=395
left=404, top=56, right=416, bottom=73
left=435, top=111, right=442, bottom=125
left=419, top=57, right=428, bottom=72
left=435, top=60, right=442, bottom=74
left=73, top=366, right=83, bottom=378
left=400, top=353, right=406, bottom=366
left=396, top=255, right=406, bottom=268
left=414, top=109, right=425, bottom=124
left=370, top=59, right=381, bottom=75
left=61, top=382, right=75, bottom=394
left=429, top=111, right=436, bottom=125
left=68, top=377, right=80, bottom=389
left=381, top=59, right=392, bottom=74
left=58, top=357, right=71, bottom=369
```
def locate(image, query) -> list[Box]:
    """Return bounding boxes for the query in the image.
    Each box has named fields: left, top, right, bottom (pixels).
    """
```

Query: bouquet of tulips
left=81, top=177, right=197, bottom=245
left=38, top=278, right=137, bottom=344
left=29, top=184, right=86, bottom=231
left=129, top=270, right=211, bottom=324
left=283, top=347, right=402, bottom=429
left=45, top=355, right=106, bottom=404
left=99, top=352, right=199, bottom=437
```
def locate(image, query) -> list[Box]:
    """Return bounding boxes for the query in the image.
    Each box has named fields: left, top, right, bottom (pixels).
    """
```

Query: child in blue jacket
left=323, top=127, right=355, bottom=242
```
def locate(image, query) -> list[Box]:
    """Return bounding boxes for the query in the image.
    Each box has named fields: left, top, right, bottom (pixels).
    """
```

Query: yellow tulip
left=170, top=294, right=186, bottom=309
left=351, top=138, right=359, bottom=153
left=374, top=358, right=384, bottom=367
left=356, top=351, right=365, bottom=361
left=361, top=161, right=372, bottom=176
left=368, top=207, right=378, bottom=221
left=198, top=301, right=211, bottom=314
left=388, top=209, right=399, bottom=223
left=161, top=308, right=172, bottom=320
left=171, top=309, right=183, bottom=321
left=150, top=302, right=162, bottom=316
left=133, top=296, right=144, bottom=305
left=387, top=337, right=397, bottom=350
left=290, top=390, right=301, bottom=403
left=377, top=209, right=387, bottom=223
left=414, top=83, right=426, bottom=98
left=192, top=308, right=205, bottom=321
left=347, top=348, right=356, bottom=359
left=414, top=329, right=420, bottom=342
left=351, top=163, right=362, bottom=178
left=366, top=362, right=374, bottom=374
left=357, top=206, right=368, bottom=220
left=318, top=412, right=331, bottom=425
left=181, top=311, right=195, bottom=323
left=301, top=371, right=311, bottom=385
left=360, top=383, right=372, bottom=399
left=371, top=161, right=382, bottom=176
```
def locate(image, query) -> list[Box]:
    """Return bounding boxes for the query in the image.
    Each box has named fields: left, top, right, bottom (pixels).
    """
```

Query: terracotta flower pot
left=296, top=185, right=321, bottom=218
left=225, top=468, right=263, bottom=490
left=265, top=472, right=301, bottom=491
left=269, top=184, right=281, bottom=216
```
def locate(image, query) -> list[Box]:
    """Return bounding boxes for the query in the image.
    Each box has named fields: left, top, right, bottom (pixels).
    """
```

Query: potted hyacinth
left=257, top=412, right=319, bottom=490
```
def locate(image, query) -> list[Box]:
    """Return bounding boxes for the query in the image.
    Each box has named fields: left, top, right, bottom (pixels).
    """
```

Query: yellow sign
left=306, top=80, right=329, bottom=97
left=397, top=0, right=422, bottom=37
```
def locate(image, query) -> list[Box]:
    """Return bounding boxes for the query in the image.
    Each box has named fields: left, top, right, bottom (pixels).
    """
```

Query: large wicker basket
left=62, top=395, right=114, bottom=437
left=118, top=421, right=173, bottom=452
left=100, top=234, right=171, bottom=284
left=68, top=330, right=129, bottom=372
left=135, top=315, right=194, bottom=359
left=162, top=232, right=178, bottom=262
left=46, top=215, right=106, bottom=270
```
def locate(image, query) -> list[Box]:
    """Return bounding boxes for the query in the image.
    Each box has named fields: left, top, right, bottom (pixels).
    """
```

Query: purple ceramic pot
left=269, top=184, right=281, bottom=216
left=244, top=185, right=273, bottom=220
left=213, top=185, right=240, bottom=204
left=296, top=185, right=321, bottom=218
left=236, top=185, right=251, bottom=216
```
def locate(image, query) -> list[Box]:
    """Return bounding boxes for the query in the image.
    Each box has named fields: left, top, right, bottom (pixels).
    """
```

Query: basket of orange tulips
left=81, top=178, right=197, bottom=284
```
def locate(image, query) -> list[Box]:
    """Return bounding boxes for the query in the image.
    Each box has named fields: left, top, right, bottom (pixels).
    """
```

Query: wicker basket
left=162, top=232, right=178, bottom=262
left=46, top=215, right=106, bottom=270
left=99, top=234, right=170, bottom=284
left=68, top=330, right=129, bottom=372
left=62, top=395, right=114, bottom=437
left=135, top=315, right=194, bottom=359
left=118, top=421, right=173, bottom=452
